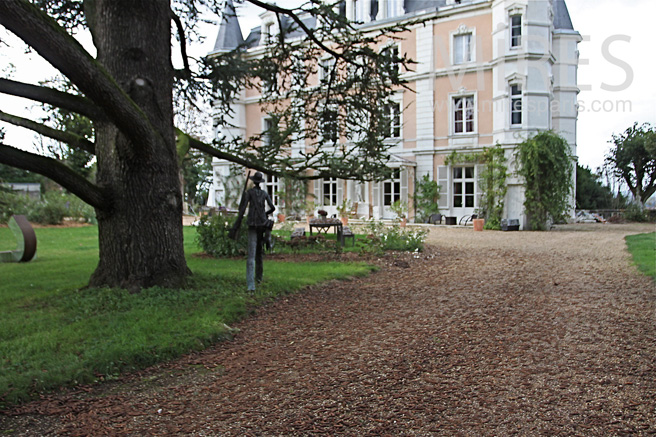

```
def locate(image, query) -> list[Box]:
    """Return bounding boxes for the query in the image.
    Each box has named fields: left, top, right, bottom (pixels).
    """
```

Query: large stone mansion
left=206, top=0, right=581, bottom=228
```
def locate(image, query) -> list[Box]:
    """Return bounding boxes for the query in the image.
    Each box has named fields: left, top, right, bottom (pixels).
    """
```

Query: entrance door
left=452, top=166, right=476, bottom=220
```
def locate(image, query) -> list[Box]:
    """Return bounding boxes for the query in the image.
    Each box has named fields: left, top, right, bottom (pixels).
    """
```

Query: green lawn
left=0, top=225, right=374, bottom=409
left=625, top=232, right=656, bottom=279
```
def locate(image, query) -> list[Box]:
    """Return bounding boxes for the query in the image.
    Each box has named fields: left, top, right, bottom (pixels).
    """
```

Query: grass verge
left=625, top=232, right=655, bottom=279
left=0, top=225, right=374, bottom=409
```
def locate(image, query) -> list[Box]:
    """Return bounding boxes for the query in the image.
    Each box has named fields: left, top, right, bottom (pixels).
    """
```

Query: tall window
left=453, top=33, right=472, bottom=64
left=322, top=178, right=337, bottom=206
left=381, top=44, right=400, bottom=77
left=265, top=175, right=280, bottom=206
left=383, top=169, right=401, bottom=206
left=263, top=118, right=273, bottom=147
left=510, top=84, right=522, bottom=126
left=453, top=96, right=475, bottom=134
left=383, top=102, right=401, bottom=138
left=320, top=57, right=335, bottom=83
left=453, top=167, right=475, bottom=208
left=321, top=106, right=339, bottom=143
left=510, top=15, right=522, bottom=48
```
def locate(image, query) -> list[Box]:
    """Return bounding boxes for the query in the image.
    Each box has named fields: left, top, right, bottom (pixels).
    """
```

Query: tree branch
left=0, top=1, right=155, bottom=147
left=245, top=0, right=347, bottom=61
left=0, top=144, right=106, bottom=209
left=0, top=110, right=95, bottom=154
left=170, top=9, right=191, bottom=78
left=0, top=78, right=107, bottom=121
left=180, top=129, right=328, bottom=180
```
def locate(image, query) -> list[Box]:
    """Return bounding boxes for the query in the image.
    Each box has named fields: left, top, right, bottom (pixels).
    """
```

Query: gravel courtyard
left=2, top=223, right=654, bottom=435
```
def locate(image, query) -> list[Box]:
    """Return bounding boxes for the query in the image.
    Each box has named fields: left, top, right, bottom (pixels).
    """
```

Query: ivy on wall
left=515, top=131, right=573, bottom=230
left=413, top=174, right=441, bottom=222
left=445, top=144, right=508, bottom=230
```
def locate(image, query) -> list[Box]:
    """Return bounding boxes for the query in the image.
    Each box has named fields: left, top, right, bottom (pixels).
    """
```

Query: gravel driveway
left=2, top=223, right=654, bottom=435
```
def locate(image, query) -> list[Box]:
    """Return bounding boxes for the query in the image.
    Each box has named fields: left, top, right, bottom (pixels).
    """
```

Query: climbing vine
left=515, top=131, right=574, bottom=230
left=413, top=174, right=441, bottom=222
left=445, top=144, right=508, bottom=230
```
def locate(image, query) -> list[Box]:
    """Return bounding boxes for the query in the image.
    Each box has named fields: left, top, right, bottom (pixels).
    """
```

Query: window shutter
left=400, top=167, right=408, bottom=202
left=476, top=164, right=485, bottom=210
left=438, top=166, right=449, bottom=209
left=373, top=180, right=380, bottom=207
left=314, top=179, right=321, bottom=206
left=337, top=179, right=344, bottom=204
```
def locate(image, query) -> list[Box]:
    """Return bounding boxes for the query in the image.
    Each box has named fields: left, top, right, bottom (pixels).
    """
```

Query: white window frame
left=510, top=14, right=522, bottom=49
left=451, top=94, right=476, bottom=135
left=510, top=83, right=523, bottom=127
left=451, top=24, right=476, bottom=66
left=453, top=33, right=473, bottom=65
left=452, top=166, right=476, bottom=209
left=319, top=57, right=336, bottom=84
left=383, top=168, right=402, bottom=207
left=262, top=117, right=274, bottom=147
left=380, top=43, right=400, bottom=77
left=265, top=174, right=280, bottom=206
left=383, top=100, right=402, bottom=139
left=322, top=177, right=338, bottom=206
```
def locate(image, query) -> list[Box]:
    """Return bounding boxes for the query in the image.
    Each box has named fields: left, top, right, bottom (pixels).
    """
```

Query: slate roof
left=212, top=0, right=244, bottom=53
left=553, top=0, right=574, bottom=30
left=214, top=0, right=576, bottom=52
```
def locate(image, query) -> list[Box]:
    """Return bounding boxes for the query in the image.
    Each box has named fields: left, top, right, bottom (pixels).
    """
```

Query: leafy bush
left=624, top=203, right=650, bottom=222
left=361, top=219, right=428, bottom=252
left=27, top=192, right=68, bottom=225
left=0, top=190, right=32, bottom=223
left=0, top=191, right=97, bottom=225
left=413, top=174, right=441, bottom=222
left=196, top=213, right=249, bottom=257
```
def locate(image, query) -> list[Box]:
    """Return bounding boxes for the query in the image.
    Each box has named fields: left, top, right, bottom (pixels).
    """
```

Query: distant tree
left=605, top=122, right=656, bottom=207
left=575, top=164, right=617, bottom=210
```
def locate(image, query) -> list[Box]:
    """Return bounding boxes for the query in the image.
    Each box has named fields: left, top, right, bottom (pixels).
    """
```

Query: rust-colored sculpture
left=0, top=215, right=37, bottom=262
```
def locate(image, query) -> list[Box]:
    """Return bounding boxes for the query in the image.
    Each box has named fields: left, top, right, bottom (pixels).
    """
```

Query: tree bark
left=88, top=0, right=189, bottom=290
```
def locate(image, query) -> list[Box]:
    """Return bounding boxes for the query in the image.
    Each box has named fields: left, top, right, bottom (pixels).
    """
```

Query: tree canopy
left=0, top=0, right=413, bottom=289
left=605, top=122, right=656, bottom=206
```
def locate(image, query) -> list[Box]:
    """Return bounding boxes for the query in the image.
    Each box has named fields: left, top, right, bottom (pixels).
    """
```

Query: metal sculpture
left=0, top=215, right=37, bottom=262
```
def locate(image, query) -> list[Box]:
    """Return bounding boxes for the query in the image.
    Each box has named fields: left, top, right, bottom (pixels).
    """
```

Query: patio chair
left=428, top=213, right=442, bottom=225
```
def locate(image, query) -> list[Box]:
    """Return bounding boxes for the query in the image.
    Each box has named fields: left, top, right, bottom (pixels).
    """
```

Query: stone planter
left=473, top=218, right=485, bottom=231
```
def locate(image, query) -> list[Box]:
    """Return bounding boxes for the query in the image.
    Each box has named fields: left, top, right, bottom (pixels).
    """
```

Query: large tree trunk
left=88, top=0, right=190, bottom=290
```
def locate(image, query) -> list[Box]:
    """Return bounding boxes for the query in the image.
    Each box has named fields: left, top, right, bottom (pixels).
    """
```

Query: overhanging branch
left=0, top=1, right=155, bottom=148
left=0, top=110, right=95, bottom=154
left=0, top=78, right=106, bottom=121
left=0, top=144, right=106, bottom=210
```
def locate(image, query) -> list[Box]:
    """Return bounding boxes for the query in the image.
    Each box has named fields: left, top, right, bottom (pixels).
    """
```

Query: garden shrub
left=624, top=203, right=650, bottom=222
left=0, top=191, right=96, bottom=225
left=196, top=213, right=249, bottom=257
left=362, top=219, right=428, bottom=252
left=27, top=192, right=69, bottom=225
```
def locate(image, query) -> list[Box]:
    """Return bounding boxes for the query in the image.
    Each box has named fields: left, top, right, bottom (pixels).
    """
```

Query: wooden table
left=309, top=218, right=344, bottom=246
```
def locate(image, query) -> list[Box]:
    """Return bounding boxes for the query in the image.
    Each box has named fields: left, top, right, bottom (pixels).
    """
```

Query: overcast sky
left=1, top=0, right=655, bottom=172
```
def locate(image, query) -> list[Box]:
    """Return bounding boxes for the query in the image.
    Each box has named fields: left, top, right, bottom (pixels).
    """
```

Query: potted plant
left=336, top=198, right=351, bottom=226
left=390, top=200, right=408, bottom=227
